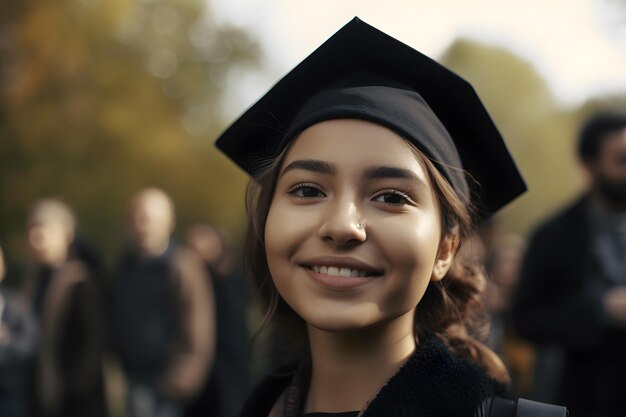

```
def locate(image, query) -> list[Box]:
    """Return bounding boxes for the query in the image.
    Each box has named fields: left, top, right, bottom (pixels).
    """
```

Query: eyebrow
left=363, top=166, right=425, bottom=186
left=281, top=159, right=427, bottom=186
left=281, top=159, right=338, bottom=177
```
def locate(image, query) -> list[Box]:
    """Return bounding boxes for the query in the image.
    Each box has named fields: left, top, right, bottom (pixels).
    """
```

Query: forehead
left=133, top=192, right=172, bottom=214
left=28, top=207, right=73, bottom=229
left=282, top=119, right=427, bottom=175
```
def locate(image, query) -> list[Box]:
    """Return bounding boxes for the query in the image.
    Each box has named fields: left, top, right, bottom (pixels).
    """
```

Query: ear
left=431, top=233, right=460, bottom=282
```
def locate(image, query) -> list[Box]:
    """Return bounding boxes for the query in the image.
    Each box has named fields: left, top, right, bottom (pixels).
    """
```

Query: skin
left=188, top=224, right=224, bottom=265
left=27, top=216, right=72, bottom=268
left=264, top=119, right=458, bottom=412
left=130, top=188, right=175, bottom=257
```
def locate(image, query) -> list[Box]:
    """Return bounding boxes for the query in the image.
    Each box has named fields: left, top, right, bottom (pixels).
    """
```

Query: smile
left=308, top=265, right=372, bottom=277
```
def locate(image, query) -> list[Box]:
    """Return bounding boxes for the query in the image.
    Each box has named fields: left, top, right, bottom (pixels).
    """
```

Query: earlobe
left=431, top=234, right=460, bottom=281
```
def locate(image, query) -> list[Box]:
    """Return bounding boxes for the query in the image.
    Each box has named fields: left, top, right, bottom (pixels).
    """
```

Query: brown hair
left=245, top=140, right=510, bottom=384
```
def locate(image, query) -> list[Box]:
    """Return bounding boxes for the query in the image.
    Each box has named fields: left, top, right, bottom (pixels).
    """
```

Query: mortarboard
left=215, top=17, right=526, bottom=217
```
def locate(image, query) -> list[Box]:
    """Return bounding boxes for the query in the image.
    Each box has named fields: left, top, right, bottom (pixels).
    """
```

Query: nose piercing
left=357, top=222, right=364, bottom=229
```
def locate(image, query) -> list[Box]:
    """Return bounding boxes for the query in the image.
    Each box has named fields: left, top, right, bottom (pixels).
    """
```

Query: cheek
left=382, top=215, right=441, bottom=273
left=264, top=199, right=319, bottom=261
left=265, top=198, right=332, bottom=314
left=377, top=216, right=441, bottom=305
left=264, top=201, right=306, bottom=283
left=264, top=201, right=287, bottom=264
left=264, top=202, right=302, bottom=308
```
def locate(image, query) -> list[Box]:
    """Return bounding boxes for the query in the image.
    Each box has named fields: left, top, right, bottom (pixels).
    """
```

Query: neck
left=305, top=311, right=416, bottom=413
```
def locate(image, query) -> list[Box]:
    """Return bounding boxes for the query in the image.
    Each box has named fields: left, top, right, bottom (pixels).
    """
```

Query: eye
left=287, top=182, right=326, bottom=198
left=372, top=189, right=412, bottom=206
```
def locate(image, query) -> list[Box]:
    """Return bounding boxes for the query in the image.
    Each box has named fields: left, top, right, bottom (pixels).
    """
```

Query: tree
left=0, top=0, right=260, bottom=260
left=440, top=40, right=582, bottom=234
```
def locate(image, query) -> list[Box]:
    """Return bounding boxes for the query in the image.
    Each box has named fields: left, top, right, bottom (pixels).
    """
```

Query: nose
left=317, top=200, right=366, bottom=246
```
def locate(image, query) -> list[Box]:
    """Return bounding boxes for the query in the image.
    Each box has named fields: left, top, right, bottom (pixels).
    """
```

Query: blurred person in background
left=485, top=234, right=525, bottom=354
left=513, top=112, right=626, bottom=417
left=0, top=244, right=38, bottom=417
left=112, top=187, right=215, bottom=417
left=484, top=235, right=533, bottom=396
left=25, top=198, right=106, bottom=417
left=185, top=223, right=252, bottom=417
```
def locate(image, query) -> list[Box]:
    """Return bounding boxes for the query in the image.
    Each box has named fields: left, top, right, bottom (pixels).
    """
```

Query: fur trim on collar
left=361, top=336, right=495, bottom=416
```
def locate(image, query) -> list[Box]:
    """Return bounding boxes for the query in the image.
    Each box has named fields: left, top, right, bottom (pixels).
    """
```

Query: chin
left=301, top=303, right=417, bottom=336
left=307, top=318, right=373, bottom=333
left=299, top=307, right=381, bottom=333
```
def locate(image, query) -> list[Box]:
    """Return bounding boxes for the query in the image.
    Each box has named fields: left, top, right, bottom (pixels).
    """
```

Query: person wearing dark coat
left=25, top=199, right=107, bottom=417
left=0, top=245, right=38, bottom=417
left=112, top=188, right=216, bottom=417
left=213, top=17, right=567, bottom=417
left=513, top=112, right=626, bottom=417
left=185, top=224, right=252, bottom=417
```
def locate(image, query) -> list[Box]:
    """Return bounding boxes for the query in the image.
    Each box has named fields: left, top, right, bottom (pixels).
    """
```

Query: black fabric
left=113, top=244, right=182, bottom=379
left=214, top=17, right=525, bottom=218
left=302, top=413, right=358, bottom=417
left=32, top=266, right=53, bottom=319
left=512, top=195, right=626, bottom=417
left=239, top=336, right=499, bottom=417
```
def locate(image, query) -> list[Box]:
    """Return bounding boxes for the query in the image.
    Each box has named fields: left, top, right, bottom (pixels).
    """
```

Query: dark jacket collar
left=241, top=336, right=498, bottom=417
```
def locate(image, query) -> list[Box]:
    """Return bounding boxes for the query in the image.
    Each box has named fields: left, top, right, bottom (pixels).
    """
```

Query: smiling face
left=264, top=119, right=456, bottom=333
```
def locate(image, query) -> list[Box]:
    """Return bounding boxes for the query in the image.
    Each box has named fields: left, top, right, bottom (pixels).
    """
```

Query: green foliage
left=440, top=39, right=626, bottom=235
left=0, top=0, right=259, bottom=261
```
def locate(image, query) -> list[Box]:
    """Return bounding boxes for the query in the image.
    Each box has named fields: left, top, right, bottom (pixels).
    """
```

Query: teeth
left=309, top=265, right=373, bottom=278
left=339, top=268, right=351, bottom=277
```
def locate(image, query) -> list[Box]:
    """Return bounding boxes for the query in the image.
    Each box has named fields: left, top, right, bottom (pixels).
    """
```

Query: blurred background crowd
left=0, top=0, right=625, bottom=417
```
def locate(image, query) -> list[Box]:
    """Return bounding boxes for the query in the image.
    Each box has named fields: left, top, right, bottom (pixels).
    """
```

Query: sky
left=208, top=0, right=626, bottom=116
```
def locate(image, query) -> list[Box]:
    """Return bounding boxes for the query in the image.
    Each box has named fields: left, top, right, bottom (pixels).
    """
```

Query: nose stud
left=357, top=223, right=364, bottom=229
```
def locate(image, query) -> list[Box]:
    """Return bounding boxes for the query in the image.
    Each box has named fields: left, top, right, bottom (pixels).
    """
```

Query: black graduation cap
left=215, top=17, right=526, bottom=217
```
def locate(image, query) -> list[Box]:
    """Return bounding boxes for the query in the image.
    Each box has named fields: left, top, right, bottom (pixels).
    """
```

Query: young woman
left=215, top=18, right=567, bottom=417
